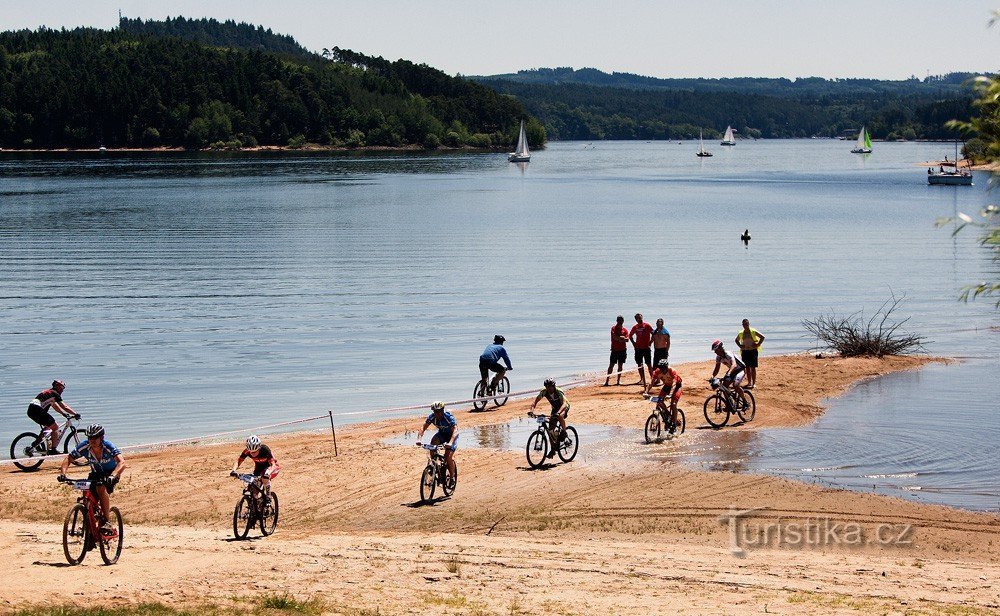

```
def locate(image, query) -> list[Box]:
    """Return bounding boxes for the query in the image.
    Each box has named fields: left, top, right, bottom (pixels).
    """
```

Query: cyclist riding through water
left=645, top=359, right=683, bottom=432
left=479, top=335, right=512, bottom=395
left=26, top=380, right=79, bottom=453
left=58, top=424, right=125, bottom=534
left=710, top=340, right=747, bottom=399
left=231, top=435, right=280, bottom=495
left=530, top=378, right=570, bottom=458
left=416, top=401, right=458, bottom=481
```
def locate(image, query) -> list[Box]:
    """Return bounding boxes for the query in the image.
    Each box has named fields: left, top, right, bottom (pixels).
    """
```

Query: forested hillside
left=0, top=18, right=541, bottom=150
left=477, top=67, right=976, bottom=140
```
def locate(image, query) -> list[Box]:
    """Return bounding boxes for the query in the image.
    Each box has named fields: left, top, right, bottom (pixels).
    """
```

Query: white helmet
left=245, top=435, right=261, bottom=452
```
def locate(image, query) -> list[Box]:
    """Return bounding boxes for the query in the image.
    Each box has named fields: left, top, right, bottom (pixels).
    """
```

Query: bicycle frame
left=422, top=444, right=447, bottom=482
left=66, top=479, right=110, bottom=539
left=34, top=415, right=79, bottom=451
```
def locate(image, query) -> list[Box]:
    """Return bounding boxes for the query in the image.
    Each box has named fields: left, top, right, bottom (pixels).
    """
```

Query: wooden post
left=328, top=410, right=338, bottom=457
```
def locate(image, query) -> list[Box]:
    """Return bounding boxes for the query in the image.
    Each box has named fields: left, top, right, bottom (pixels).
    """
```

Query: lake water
left=1, top=141, right=997, bottom=509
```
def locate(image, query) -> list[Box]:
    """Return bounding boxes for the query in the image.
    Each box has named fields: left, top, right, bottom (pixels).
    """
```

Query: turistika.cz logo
left=719, top=507, right=914, bottom=557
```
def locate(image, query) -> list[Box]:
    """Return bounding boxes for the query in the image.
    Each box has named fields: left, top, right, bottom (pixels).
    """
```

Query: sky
left=3, top=0, right=999, bottom=80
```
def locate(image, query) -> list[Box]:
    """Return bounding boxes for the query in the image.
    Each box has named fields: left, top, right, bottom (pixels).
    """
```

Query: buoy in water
left=741, top=229, right=751, bottom=245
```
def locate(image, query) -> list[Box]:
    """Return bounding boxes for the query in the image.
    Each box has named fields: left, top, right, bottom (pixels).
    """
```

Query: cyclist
left=645, top=359, right=683, bottom=433
left=530, top=378, right=570, bottom=458
left=710, top=339, right=747, bottom=400
left=26, top=380, right=79, bottom=454
left=416, top=401, right=458, bottom=481
left=479, top=335, right=512, bottom=396
left=58, top=424, right=125, bottom=535
left=231, top=435, right=280, bottom=495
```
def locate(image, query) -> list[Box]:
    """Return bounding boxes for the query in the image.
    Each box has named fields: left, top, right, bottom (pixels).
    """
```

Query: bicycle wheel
left=420, top=465, right=436, bottom=502
left=644, top=413, right=661, bottom=443
left=63, top=428, right=88, bottom=466
left=735, top=390, right=756, bottom=423
left=703, top=394, right=731, bottom=428
left=442, top=462, right=457, bottom=497
left=493, top=376, right=510, bottom=407
left=233, top=496, right=254, bottom=539
left=62, top=503, right=89, bottom=565
left=259, top=493, right=279, bottom=536
left=525, top=430, right=549, bottom=469
left=671, top=409, right=686, bottom=435
left=99, top=507, right=124, bottom=565
left=10, top=432, right=44, bottom=471
left=557, top=426, right=579, bottom=463
left=472, top=382, right=487, bottom=411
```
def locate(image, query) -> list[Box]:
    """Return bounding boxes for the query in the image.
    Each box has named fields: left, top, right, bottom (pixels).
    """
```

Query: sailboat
left=696, top=130, right=713, bottom=157
left=508, top=120, right=530, bottom=162
left=850, top=126, right=872, bottom=154
left=928, top=140, right=973, bottom=186
left=720, top=126, right=736, bottom=146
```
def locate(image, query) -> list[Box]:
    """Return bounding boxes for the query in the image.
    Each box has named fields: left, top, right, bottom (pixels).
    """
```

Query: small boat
left=696, top=130, right=713, bottom=157
left=850, top=126, right=872, bottom=154
left=720, top=125, right=736, bottom=146
left=508, top=120, right=530, bottom=163
left=928, top=140, right=972, bottom=186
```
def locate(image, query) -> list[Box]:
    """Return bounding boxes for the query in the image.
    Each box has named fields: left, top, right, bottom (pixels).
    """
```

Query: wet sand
left=2, top=354, right=998, bottom=615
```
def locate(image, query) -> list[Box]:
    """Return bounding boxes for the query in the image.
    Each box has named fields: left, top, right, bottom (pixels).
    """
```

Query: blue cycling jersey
left=70, top=439, right=121, bottom=474
left=479, top=344, right=512, bottom=369
left=426, top=411, right=457, bottom=433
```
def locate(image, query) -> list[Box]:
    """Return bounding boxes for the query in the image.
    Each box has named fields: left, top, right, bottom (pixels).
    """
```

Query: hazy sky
left=4, top=0, right=999, bottom=79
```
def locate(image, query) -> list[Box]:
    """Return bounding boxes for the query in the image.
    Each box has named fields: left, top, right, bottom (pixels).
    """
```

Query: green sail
left=864, top=129, right=872, bottom=149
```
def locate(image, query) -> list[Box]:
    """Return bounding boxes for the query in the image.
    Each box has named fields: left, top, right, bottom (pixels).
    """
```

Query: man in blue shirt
left=417, top=401, right=458, bottom=482
left=59, top=423, right=126, bottom=534
left=479, top=335, right=512, bottom=395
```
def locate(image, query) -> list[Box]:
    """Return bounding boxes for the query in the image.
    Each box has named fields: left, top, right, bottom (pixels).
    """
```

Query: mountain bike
left=11, top=414, right=86, bottom=471
left=525, top=412, right=578, bottom=469
left=473, top=374, right=510, bottom=410
left=703, top=377, right=756, bottom=428
left=58, top=476, right=123, bottom=565
left=231, top=473, right=279, bottom=539
left=644, top=396, right=686, bottom=443
left=418, top=444, right=457, bottom=502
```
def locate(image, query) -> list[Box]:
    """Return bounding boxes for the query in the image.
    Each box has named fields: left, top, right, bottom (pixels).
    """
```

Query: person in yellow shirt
left=735, top=319, right=765, bottom=389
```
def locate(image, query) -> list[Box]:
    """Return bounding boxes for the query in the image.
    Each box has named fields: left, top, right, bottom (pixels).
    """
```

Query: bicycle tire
left=10, top=432, right=44, bottom=471
left=62, top=503, right=89, bottom=565
left=671, top=409, right=686, bottom=435
left=233, top=495, right=254, bottom=539
left=99, top=507, right=124, bottom=565
left=420, top=465, right=436, bottom=502
left=493, top=376, right=510, bottom=407
left=260, top=493, right=279, bottom=536
left=644, top=413, right=661, bottom=443
left=472, top=382, right=487, bottom=411
left=525, top=430, right=548, bottom=469
left=557, top=426, right=579, bottom=463
left=703, top=394, right=732, bottom=428
left=442, top=463, right=457, bottom=497
left=735, top=390, right=756, bottom=423
left=63, top=429, right=88, bottom=466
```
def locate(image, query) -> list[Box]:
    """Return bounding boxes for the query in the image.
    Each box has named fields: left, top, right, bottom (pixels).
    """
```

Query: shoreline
left=3, top=352, right=998, bottom=614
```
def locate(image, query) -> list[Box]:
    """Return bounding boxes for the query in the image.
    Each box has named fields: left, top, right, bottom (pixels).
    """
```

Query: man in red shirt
left=603, top=315, right=630, bottom=386
left=629, top=312, right=654, bottom=387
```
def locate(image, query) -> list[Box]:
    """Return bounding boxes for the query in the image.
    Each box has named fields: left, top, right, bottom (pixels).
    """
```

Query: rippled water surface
left=1, top=142, right=996, bottom=509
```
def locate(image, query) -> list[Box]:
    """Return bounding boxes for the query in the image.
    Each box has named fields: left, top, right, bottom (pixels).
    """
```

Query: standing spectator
left=629, top=313, right=654, bottom=387
left=604, top=315, right=630, bottom=386
left=649, top=319, right=671, bottom=388
left=735, top=319, right=765, bottom=389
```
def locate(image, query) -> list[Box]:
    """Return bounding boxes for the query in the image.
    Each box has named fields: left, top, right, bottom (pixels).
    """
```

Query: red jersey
left=610, top=325, right=629, bottom=351
left=630, top=322, right=653, bottom=349
left=651, top=367, right=682, bottom=389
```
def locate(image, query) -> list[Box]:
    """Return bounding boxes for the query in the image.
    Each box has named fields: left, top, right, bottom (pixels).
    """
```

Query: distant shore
left=0, top=143, right=514, bottom=155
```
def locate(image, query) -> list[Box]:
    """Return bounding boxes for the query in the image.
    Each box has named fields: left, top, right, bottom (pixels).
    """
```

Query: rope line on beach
left=2, top=365, right=644, bottom=466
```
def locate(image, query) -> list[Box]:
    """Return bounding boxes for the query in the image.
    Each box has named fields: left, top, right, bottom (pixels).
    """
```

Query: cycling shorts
left=479, top=359, right=506, bottom=374
left=726, top=369, right=746, bottom=386
left=431, top=431, right=458, bottom=451
left=253, top=461, right=280, bottom=479
left=27, top=404, right=56, bottom=428
left=87, top=470, right=117, bottom=494
left=659, top=386, right=682, bottom=403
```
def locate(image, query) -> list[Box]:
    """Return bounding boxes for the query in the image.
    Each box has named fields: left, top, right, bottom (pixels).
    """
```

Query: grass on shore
left=12, top=593, right=329, bottom=616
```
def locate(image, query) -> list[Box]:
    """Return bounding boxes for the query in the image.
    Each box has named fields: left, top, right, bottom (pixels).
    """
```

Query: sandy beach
left=2, top=354, right=998, bottom=615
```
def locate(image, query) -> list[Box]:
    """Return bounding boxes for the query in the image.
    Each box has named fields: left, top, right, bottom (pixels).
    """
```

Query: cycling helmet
left=711, top=339, right=723, bottom=351
left=52, top=380, right=66, bottom=393
left=543, top=378, right=555, bottom=387
left=85, top=423, right=105, bottom=439
left=430, top=401, right=445, bottom=412
left=493, top=334, right=506, bottom=344
left=245, top=435, right=261, bottom=452
left=657, top=359, right=670, bottom=369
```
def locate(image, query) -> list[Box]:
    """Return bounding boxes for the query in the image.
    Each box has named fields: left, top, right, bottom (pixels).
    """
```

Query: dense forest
left=477, top=67, right=977, bottom=141
left=0, top=17, right=543, bottom=150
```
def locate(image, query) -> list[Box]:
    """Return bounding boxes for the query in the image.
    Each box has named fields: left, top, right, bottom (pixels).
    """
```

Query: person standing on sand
left=735, top=319, right=764, bottom=389
left=629, top=313, right=654, bottom=387
left=650, top=318, right=671, bottom=386
left=604, top=315, right=630, bottom=386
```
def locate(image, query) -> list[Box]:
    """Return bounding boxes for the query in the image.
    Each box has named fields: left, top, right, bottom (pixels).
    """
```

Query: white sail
left=855, top=126, right=866, bottom=150
left=515, top=120, right=529, bottom=157
left=721, top=125, right=735, bottom=145
left=699, top=130, right=705, bottom=153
